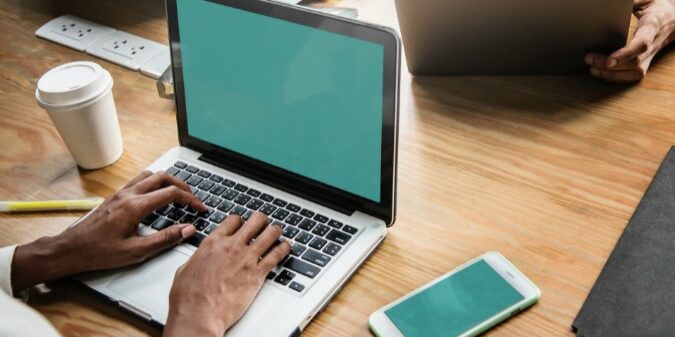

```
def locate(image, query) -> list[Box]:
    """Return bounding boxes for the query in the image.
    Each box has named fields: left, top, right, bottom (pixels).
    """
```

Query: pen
left=0, top=198, right=104, bottom=213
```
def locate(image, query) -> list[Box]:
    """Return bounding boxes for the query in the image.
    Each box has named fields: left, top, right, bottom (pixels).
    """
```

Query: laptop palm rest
left=106, top=249, right=189, bottom=319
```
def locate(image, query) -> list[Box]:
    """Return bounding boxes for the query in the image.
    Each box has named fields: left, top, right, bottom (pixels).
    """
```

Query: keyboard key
left=210, top=185, right=227, bottom=196
left=176, top=171, right=191, bottom=182
left=194, top=219, right=210, bottom=231
left=198, top=180, right=215, bottom=191
left=205, top=196, right=222, bottom=208
left=259, top=204, right=277, bottom=215
left=185, top=232, right=206, bottom=247
left=156, top=205, right=173, bottom=216
left=285, top=214, right=303, bottom=226
left=222, top=179, right=236, bottom=187
left=141, top=213, right=159, bottom=225
left=284, top=258, right=320, bottom=278
left=234, top=194, right=252, bottom=205
left=174, top=161, right=188, bottom=169
left=234, top=184, right=248, bottom=192
left=186, top=175, right=203, bottom=186
left=151, top=217, right=174, bottom=230
left=266, top=271, right=277, bottom=280
left=291, top=243, right=307, bottom=256
left=222, top=189, right=239, bottom=200
left=272, top=209, right=290, bottom=221
left=217, top=200, right=235, bottom=213
left=286, top=203, right=301, bottom=213
left=313, top=214, right=329, bottom=223
left=166, top=166, right=180, bottom=176
left=242, top=210, right=253, bottom=220
left=197, top=170, right=211, bottom=178
left=167, top=208, right=185, bottom=221
left=186, top=165, right=200, bottom=174
left=302, top=249, right=331, bottom=267
left=260, top=193, right=274, bottom=202
left=289, top=282, right=305, bottom=292
left=309, top=237, right=328, bottom=250
left=342, top=225, right=358, bottom=235
left=326, top=229, right=351, bottom=245
left=246, top=199, right=264, bottom=211
left=274, top=270, right=295, bottom=285
left=312, top=224, right=331, bottom=237
left=273, top=198, right=288, bottom=207
left=282, top=226, right=300, bottom=239
left=295, top=231, right=313, bottom=244
left=209, top=211, right=226, bottom=223
left=196, top=208, right=214, bottom=219
left=205, top=224, right=218, bottom=234
left=298, top=219, right=317, bottom=231
left=246, top=189, right=261, bottom=197
left=327, top=220, right=343, bottom=229
left=231, top=205, right=247, bottom=216
left=180, top=213, right=197, bottom=224
left=300, top=209, right=315, bottom=218
left=209, top=174, right=223, bottom=183
left=272, top=221, right=286, bottom=230
left=190, top=186, right=199, bottom=194
left=323, top=243, right=341, bottom=256
left=195, top=191, right=210, bottom=202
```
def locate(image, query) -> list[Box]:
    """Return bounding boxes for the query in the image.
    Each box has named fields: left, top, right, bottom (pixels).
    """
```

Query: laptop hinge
left=198, top=153, right=356, bottom=216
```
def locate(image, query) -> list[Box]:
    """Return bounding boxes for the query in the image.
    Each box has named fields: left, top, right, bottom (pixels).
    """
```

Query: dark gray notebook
left=573, top=147, right=675, bottom=337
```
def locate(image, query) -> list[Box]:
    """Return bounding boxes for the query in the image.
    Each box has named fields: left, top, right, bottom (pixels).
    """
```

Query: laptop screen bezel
left=166, top=0, right=399, bottom=225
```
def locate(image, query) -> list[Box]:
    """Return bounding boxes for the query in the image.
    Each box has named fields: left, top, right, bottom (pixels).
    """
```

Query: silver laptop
left=395, top=0, right=633, bottom=75
left=75, top=0, right=400, bottom=335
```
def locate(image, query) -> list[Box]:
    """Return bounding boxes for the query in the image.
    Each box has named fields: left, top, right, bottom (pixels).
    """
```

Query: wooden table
left=1, top=0, right=674, bottom=336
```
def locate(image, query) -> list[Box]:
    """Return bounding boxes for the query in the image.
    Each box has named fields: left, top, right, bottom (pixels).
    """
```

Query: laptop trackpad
left=106, top=249, right=189, bottom=319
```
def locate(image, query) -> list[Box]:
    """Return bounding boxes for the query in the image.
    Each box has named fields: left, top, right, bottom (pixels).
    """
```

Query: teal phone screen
left=385, top=260, right=524, bottom=337
left=176, top=0, right=384, bottom=202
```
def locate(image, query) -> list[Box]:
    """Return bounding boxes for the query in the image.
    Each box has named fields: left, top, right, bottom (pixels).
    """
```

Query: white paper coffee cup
left=36, top=61, right=123, bottom=170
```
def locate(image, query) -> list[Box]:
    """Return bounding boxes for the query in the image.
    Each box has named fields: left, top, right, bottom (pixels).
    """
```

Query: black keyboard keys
left=291, top=243, right=307, bottom=256
left=167, top=208, right=185, bottom=221
left=300, top=209, right=315, bottom=218
left=298, top=219, right=316, bottom=231
left=234, top=183, right=248, bottom=192
left=194, top=219, right=210, bottom=231
left=274, top=270, right=295, bottom=285
left=289, top=282, right=305, bottom=292
left=222, top=189, right=239, bottom=200
left=309, top=237, right=328, bottom=250
left=209, top=175, right=223, bottom=183
left=328, top=220, right=343, bottom=229
left=222, top=179, right=236, bottom=187
left=217, top=200, right=235, bottom=213
left=286, top=203, right=301, bottom=213
left=273, top=198, right=287, bottom=207
left=198, top=180, right=215, bottom=191
left=174, top=161, right=188, bottom=169
left=180, top=213, right=197, bottom=224
left=326, top=229, right=351, bottom=245
left=197, top=170, right=211, bottom=178
left=259, top=204, right=277, bottom=215
left=343, top=225, right=358, bottom=234
left=205, top=196, right=222, bottom=208
left=302, top=249, right=331, bottom=267
left=151, top=217, right=174, bottom=230
left=231, top=205, right=247, bottom=216
left=246, top=198, right=264, bottom=210
left=195, top=191, right=210, bottom=202
left=186, top=232, right=206, bottom=247
left=295, top=231, right=313, bottom=244
left=285, top=214, right=303, bottom=226
left=266, top=271, right=277, bottom=280
left=234, top=194, right=252, bottom=205
left=282, top=226, right=300, bottom=239
left=165, top=166, right=180, bottom=176
left=311, top=224, right=330, bottom=237
left=246, top=189, right=261, bottom=197
left=271, top=209, right=290, bottom=221
left=186, top=175, right=203, bottom=186
left=323, top=243, right=341, bottom=256
left=186, top=165, right=200, bottom=173
left=209, top=211, right=226, bottom=223
left=210, top=185, right=227, bottom=196
left=313, top=214, right=329, bottom=223
left=156, top=205, right=173, bottom=216
left=141, top=213, right=159, bottom=225
left=284, top=258, right=320, bottom=278
left=176, top=171, right=191, bottom=182
left=260, top=193, right=274, bottom=202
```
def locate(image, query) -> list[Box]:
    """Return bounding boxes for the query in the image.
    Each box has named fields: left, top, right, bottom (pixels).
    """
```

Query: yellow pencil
left=0, top=198, right=104, bottom=212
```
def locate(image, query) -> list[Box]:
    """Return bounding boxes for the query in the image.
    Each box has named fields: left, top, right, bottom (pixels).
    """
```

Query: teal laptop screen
left=385, top=260, right=524, bottom=337
left=176, top=0, right=384, bottom=202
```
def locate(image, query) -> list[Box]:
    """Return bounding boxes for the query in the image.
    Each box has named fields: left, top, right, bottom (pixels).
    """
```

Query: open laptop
left=75, top=0, right=400, bottom=335
left=395, top=0, right=633, bottom=75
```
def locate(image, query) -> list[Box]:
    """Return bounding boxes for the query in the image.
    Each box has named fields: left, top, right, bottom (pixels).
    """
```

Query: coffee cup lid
left=36, top=61, right=112, bottom=109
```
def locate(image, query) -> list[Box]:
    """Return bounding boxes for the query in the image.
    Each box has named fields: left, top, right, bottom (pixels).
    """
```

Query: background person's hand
left=164, top=213, right=291, bottom=337
left=585, top=0, right=675, bottom=83
left=11, top=170, right=207, bottom=292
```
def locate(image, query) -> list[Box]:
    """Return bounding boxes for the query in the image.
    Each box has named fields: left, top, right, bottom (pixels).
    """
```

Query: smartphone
left=369, top=252, right=540, bottom=337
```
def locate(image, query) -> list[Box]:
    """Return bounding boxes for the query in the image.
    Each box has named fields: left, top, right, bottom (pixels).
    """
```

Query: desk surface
left=1, top=0, right=675, bottom=336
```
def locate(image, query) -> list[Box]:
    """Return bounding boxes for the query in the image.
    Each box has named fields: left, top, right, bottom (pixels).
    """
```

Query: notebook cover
left=573, top=147, right=675, bottom=337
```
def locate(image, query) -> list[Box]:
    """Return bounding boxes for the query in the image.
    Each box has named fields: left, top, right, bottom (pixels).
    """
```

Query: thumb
left=136, top=224, right=196, bottom=257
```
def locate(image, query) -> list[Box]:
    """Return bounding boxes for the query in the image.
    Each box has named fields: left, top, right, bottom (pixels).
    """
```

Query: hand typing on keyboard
left=10, top=170, right=207, bottom=292
left=165, top=212, right=291, bottom=337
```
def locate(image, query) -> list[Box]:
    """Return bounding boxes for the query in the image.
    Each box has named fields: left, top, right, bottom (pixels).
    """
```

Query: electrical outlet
left=86, top=31, right=167, bottom=71
left=35, top=15, right=116, bottom=51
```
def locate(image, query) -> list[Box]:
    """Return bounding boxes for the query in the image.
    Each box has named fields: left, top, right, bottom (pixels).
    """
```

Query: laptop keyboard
left=141, top=161, right=360, bottom=294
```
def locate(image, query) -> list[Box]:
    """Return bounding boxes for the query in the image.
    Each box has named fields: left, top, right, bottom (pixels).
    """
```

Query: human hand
left=11, top=170, right=207, bottom=292
left=585, top=0, right=675, bottom=83
left=164, top=213, right=291, bottom=337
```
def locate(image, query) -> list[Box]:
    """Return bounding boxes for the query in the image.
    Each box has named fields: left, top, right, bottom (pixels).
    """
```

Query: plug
left=35, top=14, right=116, bottom=51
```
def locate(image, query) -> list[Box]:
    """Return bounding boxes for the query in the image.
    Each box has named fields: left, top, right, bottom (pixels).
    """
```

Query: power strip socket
left=87, top=31, right=168, bottom=71
left=35, top=14, right=116, bottom=51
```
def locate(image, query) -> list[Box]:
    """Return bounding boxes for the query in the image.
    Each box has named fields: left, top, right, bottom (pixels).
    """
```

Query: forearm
left=164, top=309, right=229, bottom=337
left=11, top=235, right=81, bottom=292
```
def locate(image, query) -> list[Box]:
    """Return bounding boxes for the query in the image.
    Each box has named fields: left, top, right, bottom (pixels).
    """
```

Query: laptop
left=395, top=0, right=633, bottom=75
left=75, top=0, right=400, bottom=335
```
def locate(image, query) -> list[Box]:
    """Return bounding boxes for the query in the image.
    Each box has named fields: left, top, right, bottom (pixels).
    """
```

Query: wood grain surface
left=1, top=0, right=674, bottom=336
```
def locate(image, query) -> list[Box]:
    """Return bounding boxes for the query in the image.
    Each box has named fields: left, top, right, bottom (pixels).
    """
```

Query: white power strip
left=35, top=15, right=170, bottom=79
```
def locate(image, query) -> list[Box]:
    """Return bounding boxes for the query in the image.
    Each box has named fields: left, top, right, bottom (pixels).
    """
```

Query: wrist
left=11, top=234, right=81, bottom=292
left=165, top=308, right=230, bottom=337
